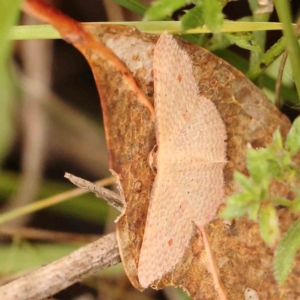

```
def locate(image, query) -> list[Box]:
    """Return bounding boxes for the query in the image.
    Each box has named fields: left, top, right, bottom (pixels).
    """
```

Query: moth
left=138, top=32, right=227, bottom=293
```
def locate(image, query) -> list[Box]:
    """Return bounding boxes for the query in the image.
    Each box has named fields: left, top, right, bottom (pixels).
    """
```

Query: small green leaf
left=247, top=148, right=270, bottom=183
left=259, top=205, right=280, bottom=246
left=144, top=0, right=188, bottom=20
left=234, top=171, right=264, bottom=201
left=220, top=192, right=254, bottom=219
left=181, top=5, right=204, bottom=32
left=274, top=218, right=300, bottom=285
left=219, top=205, right=249, bottom=220
left=224, top=32, right=261, bottom=52
left=291, top=197, right=300, bottom=212
left=285, top=116, right=300, bottom=156
left=280, top=152, right=292, bottom=168
left=228, top=192, right=253, bottom=206
left=272, top=129, right=283, bottom=150
left=220, top=204, right=248, bottom=220
left=248, top=201, right=260, bottom=221
left=234, top=172, right=253, bottom=191
left=284, top=168, right=296, bottom=183
left=203, top=0, right=224, bottom=32
left=273, top=197, right=293, bottom=208
left=267, top=159, right=282, bottom=178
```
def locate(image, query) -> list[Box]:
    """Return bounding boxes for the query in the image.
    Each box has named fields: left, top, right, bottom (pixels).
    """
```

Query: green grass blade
left=0, top=172, right=109, bottom=224
left=0, top=0, right=22, bottom=164
left=10, top=21, right=286, bottom=40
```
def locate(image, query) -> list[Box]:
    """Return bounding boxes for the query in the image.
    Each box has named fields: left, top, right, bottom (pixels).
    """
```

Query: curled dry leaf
left=22, top=1, right=300, bottom=299
left=85, top=26, right=299, bottom=299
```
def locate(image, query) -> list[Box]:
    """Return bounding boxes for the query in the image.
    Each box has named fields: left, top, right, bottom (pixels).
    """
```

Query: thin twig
left=275, top=50, right=288, bottom=107
left=274, top=0, right=300, bottom=100
left=65, top=173, right=124, bottom=212
left=0, top=233, right=120, bottom=300
left=0, top=172, right=124, bottom=300
left=0, top=175, right=125, bottom=299
left=0, top=269, right=36, bottom=287
left=0, top=176, right=115, bottom=225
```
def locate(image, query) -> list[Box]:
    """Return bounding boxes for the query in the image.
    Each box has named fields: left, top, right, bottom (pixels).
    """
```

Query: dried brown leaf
left=22, top=1, right=300, bottom=298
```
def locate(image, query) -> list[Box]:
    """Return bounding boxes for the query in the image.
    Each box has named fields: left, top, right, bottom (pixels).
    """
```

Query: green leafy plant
left=220, top=116, right=300, bottom=285
left=144, top=0, right=262, bottom=52
left=144, top=0, right=225, bottom=31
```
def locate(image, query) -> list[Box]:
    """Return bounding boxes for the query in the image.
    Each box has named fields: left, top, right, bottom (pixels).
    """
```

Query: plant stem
left=249, top=13, right=270, bottom=86
left=0, top=175, right=115, bottom=225
left=247, top=0, right=270, bottom=85
left=274, top=0, right=300, bottom=102
left=10, top=21, right=286, bottom=40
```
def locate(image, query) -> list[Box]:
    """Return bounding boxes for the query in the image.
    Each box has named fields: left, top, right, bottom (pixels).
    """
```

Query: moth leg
left=197, top=226, right=228, bottom=300
left=148, top=144, right=158, bottom=174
